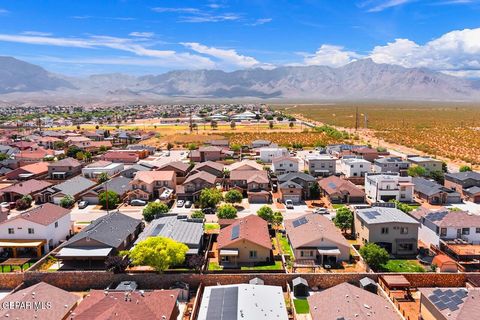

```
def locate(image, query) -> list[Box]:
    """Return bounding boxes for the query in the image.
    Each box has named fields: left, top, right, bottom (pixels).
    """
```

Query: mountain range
left=0, top=56, right=479, bottom=104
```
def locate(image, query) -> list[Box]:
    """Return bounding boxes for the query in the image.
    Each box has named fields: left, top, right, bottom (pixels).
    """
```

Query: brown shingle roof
left=308, top=282, right=401, bottom=320
left=0, top=179, right=52, bottom=195
left=71, top=289, right=179, bottom=320
left=184, top=171, right=217, bottom=185
left=319, top=175, right=365, bottom=198
left=217, top=215, right=271, bottom=250
left=133, top=170, right=175, bottom=184
left=158, top=161, right=191, bottom=173
left=0, top=282, right=79, bottom=320
left=48, top=157, right=81, bottom=167
left=192, top=161, right=224, bottom=172
left=4, top=203, right=71, bottom=226
left=285, top=213, right=350, bottom=249
left=230, top=170, right=269, bottom=184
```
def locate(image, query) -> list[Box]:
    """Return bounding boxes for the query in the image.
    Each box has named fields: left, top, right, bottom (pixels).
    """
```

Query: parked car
left=130, top=199, right=147, bottom=206
left=313, top=207, right=328, bottom=214
left=202, top=207, right=216, bottom=215
left=78, top=200, right=89, bottom=209
left=177, top=200, right=185, bottom=208
left=285, top=199, right=294, bottom=209
left=184, top=200, right=192, bottom=208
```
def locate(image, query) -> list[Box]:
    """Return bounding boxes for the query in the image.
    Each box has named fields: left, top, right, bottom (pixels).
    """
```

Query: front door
left=457, top=229, right=461, bottom=238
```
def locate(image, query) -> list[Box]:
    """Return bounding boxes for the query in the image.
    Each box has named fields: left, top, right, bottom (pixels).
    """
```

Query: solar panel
left=206, top=287, right=239, bottom=320
left=429, top=289, right=468, bottom=312
left=152, top=224, right=165, bottom=236
left=231, top=225, right=240, bottom=240
left=363, top=210, right=381, bottom=220
left=292, top=217, right=308, bottom=228
left=328, top=182, right=337, bottom=190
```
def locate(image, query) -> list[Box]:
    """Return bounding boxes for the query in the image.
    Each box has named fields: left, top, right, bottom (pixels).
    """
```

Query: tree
left=15, top=195, right=33, bottom=210
left=230, top=121, right=236, bottom=130
left=191, top=210, right=205, bottom=219
left=359, top=243, right=389, bottom=270
left=257, top=205, right=274, bottom=221
left=230, top=144, right=241, bottom=153
left=66, top=146, right=82, bottom=158
left=187, top=143, right=197, bottom=150
left=0, top=153, right=7, bottom=161
left=210, top=120, right=218, bottom=130
left=269, top=121, right=274, bottom=129
left=142, top=202, right=169, bottom=222
left=53, top=141, right=66, bottom=150
left=105, top=255, right=129, bottom=273
left=75, top=151, right=85, bottom=160
left=98, top=191, right=120, bottom=210
left=167, top=143, right=174, bottom=151
left=224, top=190, right=243, bottom=204
left=289, top=121, right=294, bottom=128
left=309, top=182, right=320, bottom=199
left=186, top=254, right=205, bottom=273
left=333, top=207, right=353, bottom=234
left=128, top=237, right=188, bottom=272
left=97, top=172, right=109, bottom=183
left=216, top=204, right=238, bottom=219
left=460, top=165, right=472, bottom=172
left=407, top=165, right=427, bottom=177
left=429, top=170, right=445, bottom=184
left=199, top=188, right=223, bottom=208
left=59, top=195, right=75, bottom=208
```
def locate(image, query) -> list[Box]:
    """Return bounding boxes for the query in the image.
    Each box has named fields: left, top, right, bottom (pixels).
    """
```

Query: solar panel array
left=429, top=288, right=468, bottom=312
left=206, top=287, right=239, bottom=320
left=328, top=182, right=337, bottom=190
left=152, top=224, right=165, bottom=236
left=362, top=210, right=381, bottom=220
left=426, top=211, right=449, bottom=222
left=292, top=217, right=308, bottom=228
left=231, top=225, right=240, bottom=240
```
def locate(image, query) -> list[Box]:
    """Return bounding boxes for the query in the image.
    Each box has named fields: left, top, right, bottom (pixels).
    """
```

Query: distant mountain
left=0, top=56, right=479, bottom=103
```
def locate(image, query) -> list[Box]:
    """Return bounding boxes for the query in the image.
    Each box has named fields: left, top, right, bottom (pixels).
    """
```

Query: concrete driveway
left=71, top=203, right=144, bottom=223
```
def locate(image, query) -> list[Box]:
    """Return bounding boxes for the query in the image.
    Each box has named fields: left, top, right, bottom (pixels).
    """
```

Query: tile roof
left=217, top=215, right=271, bottom=250
left=71, top=289, right=180, bottom=320
left=3, top=203, right=71, bottom=226
left=285, top=213, right=350, bottom=249
left=0, top=282, right=79, bottom=319
left=228, top=160, right=264, bottom=171
left=20, top=161, right=49, bottom=174
left=157, top=161, right=191, bottom=172
left=65, top=211, right=142, bottom=248
left=192, top=161, right=224, bottom=172
left=0, top=179, right=52, bottom=195
left=308, top=282, right=401, bottom=320
left=356, top=207, right=419, bottom=225
left=230, top=170, right=269, bottom=184
left=133, top=170, right=175, bottom=184
left=184, top=171, right=217, bottom=185
left=319, top=175, right=365, bottom=197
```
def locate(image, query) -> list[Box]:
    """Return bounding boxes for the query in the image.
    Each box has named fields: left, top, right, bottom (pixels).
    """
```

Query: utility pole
left=354, top=106, right=359, bottom=132
left=189, top=106, right=193, bottom=133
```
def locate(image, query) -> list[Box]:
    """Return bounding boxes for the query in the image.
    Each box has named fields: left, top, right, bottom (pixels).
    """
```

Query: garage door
left=82, top=196, right=99, bottom=205
left=283, top=195, right=301, bottom=204
left=249, top=194, right=269, bottom=203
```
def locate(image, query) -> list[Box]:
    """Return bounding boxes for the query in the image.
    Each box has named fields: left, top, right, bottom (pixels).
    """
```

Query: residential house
left=72, top=289, right=180, bottom=320
left=419, top=287, right=480, bottom=320
left=190, top=161, right=224, bottom=178
left=36, top=136, right=62, bottom=149
left=285, top=213, right=350, bottom=265
left=413, top=177, right=461, bottom=204
left=81, top=160, right=124, bottom=179
left=444, top=171, right=480, bottom=203
left=101, top=151, right=139, bottom=164
left=373, top=157, right=410, bottom=176
left=304, top=154, right=336, bottom=177
left=318, top=175, right=366, bottom=203
left=71, top=140, right=112, bottom=153
left=189, top=146, right=226, bottom=162
left=259, top=147, right=288, bottom=163
left=81, top=176, right=132, bottom=205
left=129, top=171, right=176, bottom=200
left=207, top=139, right=229, bottom=147
left=48, top=157, right=82, bottom=180
left=217, top=215, right=272, bottom=267
left=135, top=215, right=204, bottom=255
left=4, top=162, right=48, bottom=180
left=35, top=176, right=96, bottom=204
left=326, top=144, right=367, bottom=157
left=0, top=179, right=52, bottom=202
left=354, top=206, right=419, bottom=255
left=229, top=170, right=271, bottom=203
left=407, top=156, right=443, bottom=173
left=279, top=180, right=303, bottom=204
left=197, top=284, right=288, bottom=320
left=351, top=147, right=380, bottom=162
left=252, top=139, right=272, bottom=149
left=0, top=282, right=80, bottom=320
left=65, top=136, right=91, bottom=145
left=308, top=283, right=402, bottom=320
left=157, top=161, right=191, bottom=177
left=176, top=171, right=217, bottom=201
left=227, top=159, right=264, bottom=172
left=364, top=173, right=414, bottom=203
left=120, top=162, right=153, bottom=178
left=271, top=156, right=299, bottom=174
left=55, top=211, right=142, bottom=267
left=278, top=172, right=317, bottom=200
left=0, top=203, right=72, bottom=257
left=126, top=144, right=156, bottom=155
left=340, top=157, right=372, bottom=178
left=413, top=207, right=480, bottom=244
left=15, top=148, right=54, bottom=166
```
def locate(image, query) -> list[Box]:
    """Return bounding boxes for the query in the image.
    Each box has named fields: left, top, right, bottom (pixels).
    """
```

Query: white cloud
left=248, top=18, right=272, bottom=26
left=359, top=0, right=413, bottom=12
left=181, top=42, right=260, bottom=68
left=21, top=31, right=53, bottom=36
left=129, top=32, right=154, bottom=38
left=179, top=13, right=241, bottom=23
left=0, top=8, right=9, bottom=14
left=303, top=45, right=363, bottom=67
left=151, top=7, right=199, bottom=13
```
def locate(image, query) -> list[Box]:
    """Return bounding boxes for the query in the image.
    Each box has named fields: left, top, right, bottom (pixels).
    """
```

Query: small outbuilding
left=292, top=277, right=309, bottom=297
left=249, top=277, right=265, bottom=285
left=359, top=277, right=377, bottom=293
left=432, top=254, right=458, bottom=273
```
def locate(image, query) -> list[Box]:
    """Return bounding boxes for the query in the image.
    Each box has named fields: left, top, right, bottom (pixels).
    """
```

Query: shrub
left=217, top=204, right=238, bottom=219
left=143, top=202, right=169, bottom=222
left=359, top=243, right=389, bottom=270
left=98, top=191, right=120, bottom=210
left=224, top=190, right=243, bottom=204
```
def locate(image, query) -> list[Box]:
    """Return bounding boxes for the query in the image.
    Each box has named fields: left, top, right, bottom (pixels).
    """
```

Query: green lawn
left=276, top=233, right=294, bottom=256
left=332, top=204, right=346, bottom=209
left=208, top=261, right=223, bottom=271
left=0, top=262, right=35, bottom=273
left=205, top=223, right=220, bottom=231
left=240, top=261, right=283, bottom=271
left=293, top=299, right=310, bottom=314
left=382, top=259, right=425, bottom=272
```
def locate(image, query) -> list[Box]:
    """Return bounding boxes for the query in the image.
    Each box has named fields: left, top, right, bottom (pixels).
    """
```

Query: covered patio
left=55, top=246, right=113, bottom=269
left=0, top=258, right=31, bottom=272
left=316, top=248, right=342, bottom=265
left=0, top=239, right=45, bottom=258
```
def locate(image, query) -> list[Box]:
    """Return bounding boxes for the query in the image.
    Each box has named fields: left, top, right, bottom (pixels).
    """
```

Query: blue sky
left=0, top=0, right=479, bottom=77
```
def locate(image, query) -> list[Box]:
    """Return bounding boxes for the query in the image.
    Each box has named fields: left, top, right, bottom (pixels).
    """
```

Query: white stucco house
left=340, top=158, right=372, bottom=178
left=364, top=173, right=414, bottom=203
left=271, top=156, right=299, bottom=174
left=259, top=147, right=289, bottom=163
left=82, top=160, right=124, bottom=179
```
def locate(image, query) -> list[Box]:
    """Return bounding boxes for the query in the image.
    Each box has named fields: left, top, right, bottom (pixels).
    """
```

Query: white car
left=313, top=207, right=328, bottom=214
left=285, top=200, right=294, bottom=209
left=177, top=200, right=185, bottom=207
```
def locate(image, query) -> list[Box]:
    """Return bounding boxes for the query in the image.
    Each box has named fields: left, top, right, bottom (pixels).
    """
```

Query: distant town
left=0, top=102, right=478, bottom=320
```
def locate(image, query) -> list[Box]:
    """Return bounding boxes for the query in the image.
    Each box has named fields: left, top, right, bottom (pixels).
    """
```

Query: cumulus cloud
left=181, top=42, right=260, bottom=68
left=303, top=45, right=363, bottom=67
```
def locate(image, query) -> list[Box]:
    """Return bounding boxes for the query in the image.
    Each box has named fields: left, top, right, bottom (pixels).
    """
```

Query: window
left=28, top=228, right=34, bottom=234
left=398, top=243, right=413, bottom=251
left=400, top=227, right=409, bottom=235
left=462, top=228, right=470, bottom=235
left=55, top=221, right=58, bottom=228
left=476, top=228, right=480, bottom=234
left=440, top=228, right=447, bottom=237
left=249, top=251, right=257, bottom=258
left=381, top=227, right=389, bottom=234
left=8, top=228, right=14, bottom=234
